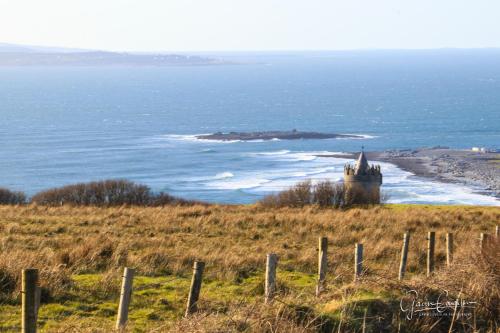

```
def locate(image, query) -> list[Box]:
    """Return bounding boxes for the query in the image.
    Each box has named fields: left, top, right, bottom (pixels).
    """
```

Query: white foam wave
left=184, top=171, right=235, bottom=183
left=160, top=134, right=275, bottom=144
left=258, top=152, right=318, bottom=162
left=214, top=172, right=234, bottom=179
left=159, top=134, right=242, bottom=143
left=196, top=149, right=499, bottom=206
left=342, top=134, right=378, bottom=139
left=206, top=178, right=271, bottom=190
left=252, top=150, right=291, bottom=156
left=375, top=162, right=499, bottom=206
left=161, top=134, right=203, bottom=142
left=250, top=150, right=346, bottom=163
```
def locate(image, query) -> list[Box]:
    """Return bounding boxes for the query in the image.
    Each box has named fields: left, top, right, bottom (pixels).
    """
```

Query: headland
left=318, top=147, right=500, bottom=198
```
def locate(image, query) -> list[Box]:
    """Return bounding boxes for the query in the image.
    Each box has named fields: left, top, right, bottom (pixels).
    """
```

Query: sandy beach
left=319, top=148, right=500, bottom=198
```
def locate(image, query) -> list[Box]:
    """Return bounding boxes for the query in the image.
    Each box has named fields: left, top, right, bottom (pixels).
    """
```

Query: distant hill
left=0, top=42, right=91, bottom=53
left=0, top=43, right=229, bottom=66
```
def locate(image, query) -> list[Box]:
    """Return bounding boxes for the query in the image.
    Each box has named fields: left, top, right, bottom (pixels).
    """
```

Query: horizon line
left=2, top=42, right=500, bottom=54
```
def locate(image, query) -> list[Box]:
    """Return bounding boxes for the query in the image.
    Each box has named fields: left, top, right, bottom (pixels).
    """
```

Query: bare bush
left=31, top=180, right=150, bottom=206
left=260, top=180, right=350, bottom=208
left=312, top=181, right=345, bottom=208
left=0, top=188, right=26, bottom=205
left=260, top=180, right=312, bottom=208
left=30, top=179, right=200, bottom=206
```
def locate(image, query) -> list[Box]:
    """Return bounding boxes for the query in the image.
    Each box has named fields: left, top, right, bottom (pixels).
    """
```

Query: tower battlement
left=343, top=152, right=382, bottom=204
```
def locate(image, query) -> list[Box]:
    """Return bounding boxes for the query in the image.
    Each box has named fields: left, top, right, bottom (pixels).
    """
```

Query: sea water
left=0, top=50, right=499, bottom=205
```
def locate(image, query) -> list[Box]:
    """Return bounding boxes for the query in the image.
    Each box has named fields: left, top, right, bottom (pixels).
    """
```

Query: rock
left=196, top=130, right=364, bottom=141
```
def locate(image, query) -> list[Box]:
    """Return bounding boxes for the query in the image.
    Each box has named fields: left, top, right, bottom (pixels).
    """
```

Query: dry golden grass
left=1, top=204, right=497, bottom=277
left=0, top=203, right=498, bottom=332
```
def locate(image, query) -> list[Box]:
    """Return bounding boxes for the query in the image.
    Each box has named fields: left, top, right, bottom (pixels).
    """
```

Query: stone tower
left=343, top=152, right=382, bottom=204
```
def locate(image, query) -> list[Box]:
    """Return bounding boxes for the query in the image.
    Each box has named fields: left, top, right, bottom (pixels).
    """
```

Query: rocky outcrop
left=196, top=130, right=362, bottom=141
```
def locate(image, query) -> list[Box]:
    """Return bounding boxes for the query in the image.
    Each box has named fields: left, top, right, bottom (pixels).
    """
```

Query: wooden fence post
left=116, top=267, right=135, bottom=330
left=427, top=232, right=435, bottom=277
left=185, top=261, right=205, bottom=316
left=22, top=269, right=38, bottom=333
left=398, top=233, right=410, bottom=280
left=34, top=286, right=41, bottom=322
left=479, top=233, right=488, bottom=252
left=495, top=226, right=498, bottom=238
left=265, top=253, right=278, bottom=303
left=354, top=243, right=363, bottom=281
left=316, top=237, right=328, bottom=296
left=446, top=233, right=453, bottom=266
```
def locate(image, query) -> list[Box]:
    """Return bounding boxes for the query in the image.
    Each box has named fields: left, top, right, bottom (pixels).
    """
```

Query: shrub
left=261, top=180, right=344, bottom=208
left=31, top=179, right=200, bottom=206
left=260, top=180, right=312, bottom=208
left=149, top=192, right=204, bottom=206
left=0, top=188, right=26, bottom=205
left=260, top=180, right=380, bottom=208
left=312, top=181, right=345, bottom=208
left=31, top=180, right=150, bottom=206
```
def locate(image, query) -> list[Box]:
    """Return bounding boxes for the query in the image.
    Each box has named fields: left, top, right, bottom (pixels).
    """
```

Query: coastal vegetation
left=0, top=203, right=498, bottom=332
left=0, top=188, right=26, bottom=205
left=259, top=180, right=381, bottom=208
left=260, top=180, right=346, bottom=208
left=4, top=178, right=378, bottom=208
left=30, top=180, right=199, bottom=207
left=2, top=180, right=201, bottom=207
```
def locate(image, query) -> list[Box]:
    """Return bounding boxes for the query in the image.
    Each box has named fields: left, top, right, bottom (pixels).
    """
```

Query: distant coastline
left=196, top=130, right=364, bottom=141
left=0, top=51, right=232, bottom=67
left=0, top=43, right=232, bottom=66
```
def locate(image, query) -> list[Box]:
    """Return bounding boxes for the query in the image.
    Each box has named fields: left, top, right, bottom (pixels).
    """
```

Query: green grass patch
left=0, top=269, right=324, bottom=332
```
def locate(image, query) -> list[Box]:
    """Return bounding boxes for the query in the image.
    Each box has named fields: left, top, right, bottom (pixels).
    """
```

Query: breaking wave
left=191, top=149, right=499, bottom=206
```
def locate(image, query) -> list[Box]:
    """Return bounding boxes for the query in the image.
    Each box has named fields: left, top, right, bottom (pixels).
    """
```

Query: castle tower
left=343, top=152, right=382, bottom=204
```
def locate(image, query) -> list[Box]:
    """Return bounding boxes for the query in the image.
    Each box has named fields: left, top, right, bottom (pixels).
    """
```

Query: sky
left=1, top=0, right=500, bottom=52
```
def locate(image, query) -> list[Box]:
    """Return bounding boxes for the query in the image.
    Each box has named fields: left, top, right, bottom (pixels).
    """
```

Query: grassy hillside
left=0, top=204, right=498, bottom=332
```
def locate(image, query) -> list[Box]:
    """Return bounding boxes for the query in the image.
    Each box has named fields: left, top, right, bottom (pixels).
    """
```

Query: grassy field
left=0, top=204, right=498, bottom=332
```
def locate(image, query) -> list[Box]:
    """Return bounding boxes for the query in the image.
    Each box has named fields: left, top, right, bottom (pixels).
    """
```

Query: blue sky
left=1, top=0, right=499, bottom=52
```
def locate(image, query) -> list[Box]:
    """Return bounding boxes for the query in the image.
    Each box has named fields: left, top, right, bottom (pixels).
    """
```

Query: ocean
left=1, top=50, right=499, bottom=205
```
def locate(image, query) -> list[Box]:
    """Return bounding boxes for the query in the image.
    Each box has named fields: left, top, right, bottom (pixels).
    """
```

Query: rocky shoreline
left=319, top=147, right=500, bottom=198
left=196, top=130, right=363, bottom=141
